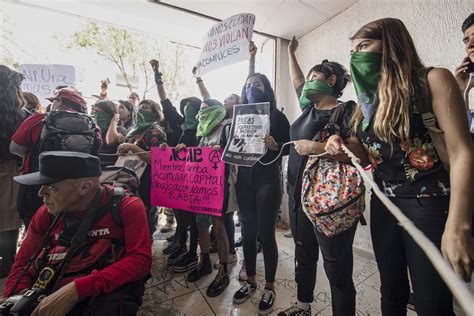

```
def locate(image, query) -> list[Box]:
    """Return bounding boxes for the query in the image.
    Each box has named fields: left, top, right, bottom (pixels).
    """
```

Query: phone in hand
left=468, top=59, right=474, bottom=74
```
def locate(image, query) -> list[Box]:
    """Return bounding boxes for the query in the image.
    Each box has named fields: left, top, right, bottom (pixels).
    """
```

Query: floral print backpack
left=301, top=103, right=366, bottom=237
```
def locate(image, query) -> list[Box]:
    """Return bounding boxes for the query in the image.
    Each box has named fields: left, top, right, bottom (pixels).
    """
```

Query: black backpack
left=30, top=111, right=101, bottom=172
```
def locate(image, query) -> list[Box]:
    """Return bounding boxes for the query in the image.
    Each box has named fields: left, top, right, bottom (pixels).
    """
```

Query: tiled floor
left=0, top=224, right=417, bottom=316
left=138, top=226, right=417, bottom=316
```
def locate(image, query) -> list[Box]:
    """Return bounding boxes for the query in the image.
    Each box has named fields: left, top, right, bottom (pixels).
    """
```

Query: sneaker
left=259, top=288, right=276, bottom=314
left=173, top=252, right=198, bottom=273
left=163, top=242, right=179, bottom=255
left=206, top=265, right=230, bottom=297
left=160, top=223, right=174, bottom=233
left=186, top=256, right=212, bottom=282
left=233, top=282, right=257, bottom=304
left=167, top=247, right=187, bottom=265
left=278, top=302, right=311, bottom=316
left=238, top=260, right=247, bottom=282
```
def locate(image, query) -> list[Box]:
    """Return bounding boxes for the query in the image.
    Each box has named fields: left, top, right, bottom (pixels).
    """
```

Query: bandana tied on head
left=125, top=108, right=158, bottom=141
left=183, top=104, right=199, bottom=130
left=245, top=86, right=266, bottom=104
left=299, top=79, right=334, bottom=110
left=350, top=51, right=382, bottom=131
left=196, top=105, right=227, bottom=137
left=94, top=111, right=114, bottom=135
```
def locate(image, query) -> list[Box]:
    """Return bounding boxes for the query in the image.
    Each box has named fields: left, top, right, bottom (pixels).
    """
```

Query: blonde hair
left=350, top=18, right=425, bottom=144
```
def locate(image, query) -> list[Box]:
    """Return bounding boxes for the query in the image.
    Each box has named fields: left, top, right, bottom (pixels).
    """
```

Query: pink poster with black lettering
left=151, top=147, right=225, bottom=216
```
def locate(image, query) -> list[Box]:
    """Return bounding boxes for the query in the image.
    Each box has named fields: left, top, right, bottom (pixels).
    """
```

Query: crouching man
left=1, top=151, right=151, bottom=315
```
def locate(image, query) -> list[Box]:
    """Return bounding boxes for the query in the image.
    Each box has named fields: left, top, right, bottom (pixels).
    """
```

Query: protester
left=232, top=72, right=290, bottom=314
left=325, top=18, right=474, bottom=315
left=118, top=99, right=167, bottom=230
left=0, top=65, right=24, bottom=278
left=94, top=100, right=126, bottom=167
left=117, top=100, right=135, bottom=131
left=20, top=92, right=42, bottom=121
left=279, top=36, right=367, bottom=316
left=3, top=151, right=151, bottom=315
left=455, top=13, right=474, bottom=136
left=128, top=92, right=140, bottom=109
left=45, top=85, right=68, bottom=112
left=11, top=87, right=100, bottom=228
left=181, top=99, right=232, bottom=298
left=168, top=96, right=202, bottom=273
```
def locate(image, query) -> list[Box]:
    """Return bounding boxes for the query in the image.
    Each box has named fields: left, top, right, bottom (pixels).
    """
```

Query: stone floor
left=0, top=221, right=418, bottom=316
left=138, top=224, right=417, bottom=316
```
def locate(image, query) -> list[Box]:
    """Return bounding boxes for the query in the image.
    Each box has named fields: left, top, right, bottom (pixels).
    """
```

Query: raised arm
left=248, top=41, right=257, bottom=76
left=99, top=79, right=109, bottom=100
left=150, top=59, right=167, bottom=101
left=288, top=36, right=305, bottom=90
left=106, top=114, right=125, bottom=145
left=192, top=66, right=211, bottom=100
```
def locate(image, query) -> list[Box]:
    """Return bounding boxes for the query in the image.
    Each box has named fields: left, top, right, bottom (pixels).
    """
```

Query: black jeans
left=224, top=212, right=236, bottom=253
left=68, top=279, right=146, bottom=316
left=371, top=195, right=453, bottom=316
left=236, top=163, right=281, bottom=283
left=174, top=210, right=198, bottom=254
left=291, top=187, right=357, bottom=316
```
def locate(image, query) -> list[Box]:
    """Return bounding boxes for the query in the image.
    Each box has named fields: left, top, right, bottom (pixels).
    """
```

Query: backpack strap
left=415, top=67, right=450, bottom=172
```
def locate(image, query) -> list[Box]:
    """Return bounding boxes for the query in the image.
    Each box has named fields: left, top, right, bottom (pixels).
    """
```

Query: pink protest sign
left=151, top=147, right=225, bottom=216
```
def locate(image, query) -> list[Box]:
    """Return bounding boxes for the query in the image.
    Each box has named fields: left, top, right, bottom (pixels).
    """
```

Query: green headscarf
left=350, top=51, right=382, bottom=131
left=183, top=104, right=199, bottom=130
left=125, top=108, right=158, bottom=141
left=196, top=106, right=227, bottom=137
left=299, top=79, right=334, bottom=110
left=94, top=111, right=114, bottom=135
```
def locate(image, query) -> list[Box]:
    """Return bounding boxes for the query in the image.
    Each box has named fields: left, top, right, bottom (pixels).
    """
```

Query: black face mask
left=245, top=86, right=267, bottom=103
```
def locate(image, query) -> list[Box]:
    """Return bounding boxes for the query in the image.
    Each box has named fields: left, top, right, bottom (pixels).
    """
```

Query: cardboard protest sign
left=195, top=13, right=255, bottom=76
left=19, top=64, right=75, bottom=103
left=222, top=102, right=270, bottom=167
left=151, top=147, right=225, bottom=216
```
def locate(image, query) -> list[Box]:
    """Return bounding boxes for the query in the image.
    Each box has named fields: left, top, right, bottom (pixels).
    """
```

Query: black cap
left=14, top=151, right=102, bottom=186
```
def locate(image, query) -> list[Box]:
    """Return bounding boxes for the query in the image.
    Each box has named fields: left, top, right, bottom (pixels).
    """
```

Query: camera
left=0, top=267, right=55, bottom=315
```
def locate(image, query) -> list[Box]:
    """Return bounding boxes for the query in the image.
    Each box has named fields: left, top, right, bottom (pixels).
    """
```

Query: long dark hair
left=350, top=18, right=425, bottom=143
left=0, top=65, right=24, bottom=146
left=240, top=73, right=277, bottom=109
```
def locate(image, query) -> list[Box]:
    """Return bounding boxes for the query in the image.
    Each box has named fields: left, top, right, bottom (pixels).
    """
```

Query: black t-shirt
left=287, top=85, right=355, bottom=187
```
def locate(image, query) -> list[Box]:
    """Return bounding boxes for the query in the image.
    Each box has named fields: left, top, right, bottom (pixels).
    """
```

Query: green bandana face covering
left=350, top=51, right=382, bottom=131
left=183, top=104, right=199, bottom=130
left=299, top=79, right=334, bottom=110
left=196, top=106, right=227, bottom=137
left=94, top=111, right=113, bottom=135
left=125, top=108, right=158, bottom=141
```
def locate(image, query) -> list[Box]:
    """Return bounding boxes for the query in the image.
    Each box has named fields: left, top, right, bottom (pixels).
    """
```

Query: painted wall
left=283, top=0, right=472, bottom=253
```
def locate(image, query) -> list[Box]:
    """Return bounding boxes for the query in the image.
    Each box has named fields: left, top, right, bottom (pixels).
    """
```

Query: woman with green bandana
left=279, top=37, right=368, bottom=316
left=117, top=99, right=167, bottom=222
left=325, top=18, right=474, bottom=316
left=183, top=99, right=233, bottom=299
left=94, top=100, right=127, bottom=167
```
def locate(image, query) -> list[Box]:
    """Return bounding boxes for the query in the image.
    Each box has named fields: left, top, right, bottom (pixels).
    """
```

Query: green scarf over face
left=183, top=104, right=199, bottom=130
left=125, top=108, right=157, bottom=141
left=196, top=106, right=227, bottom=137
left=350, top=51, right=382, bottom=131
left=299, top=79, right=334, bottom=110
left=94, top=111, right=114, bottom=136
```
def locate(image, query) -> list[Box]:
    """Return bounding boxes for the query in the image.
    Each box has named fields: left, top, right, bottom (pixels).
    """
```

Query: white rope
left=340, top=144, right=474, bottom=315
left=258, top=141, right=328, bottom=166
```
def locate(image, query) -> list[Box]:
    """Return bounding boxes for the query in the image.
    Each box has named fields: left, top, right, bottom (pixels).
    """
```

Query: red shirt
left=11, top=113, right=46, bottom=174
left=3, top=186, right=152, bottom=300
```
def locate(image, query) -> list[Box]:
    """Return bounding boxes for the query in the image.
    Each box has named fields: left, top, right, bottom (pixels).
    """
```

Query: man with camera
left=1, top=151, right=151, bottom=315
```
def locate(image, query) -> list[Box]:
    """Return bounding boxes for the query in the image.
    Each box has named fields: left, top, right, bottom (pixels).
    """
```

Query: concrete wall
left=278, top=0, right=472, bottom=253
